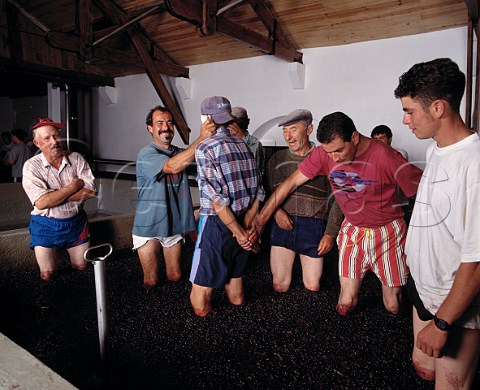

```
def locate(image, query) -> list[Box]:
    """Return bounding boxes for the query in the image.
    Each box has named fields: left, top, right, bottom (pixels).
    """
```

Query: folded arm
left=34, top=177, right=85, bottom=210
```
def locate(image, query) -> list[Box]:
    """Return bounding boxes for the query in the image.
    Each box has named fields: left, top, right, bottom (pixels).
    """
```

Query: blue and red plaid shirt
left=195, top=127, right=265, bottom=216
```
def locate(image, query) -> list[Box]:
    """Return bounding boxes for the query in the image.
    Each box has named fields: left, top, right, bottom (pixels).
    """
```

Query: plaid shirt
left=22, top=151, right=96, bottom=218
left=195, top=127, right=264, bottom=216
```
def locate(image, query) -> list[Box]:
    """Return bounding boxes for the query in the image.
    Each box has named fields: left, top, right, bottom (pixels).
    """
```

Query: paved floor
left=0, top=332, right=77, bottom=389
left=0, top=241, right=478, bottom=389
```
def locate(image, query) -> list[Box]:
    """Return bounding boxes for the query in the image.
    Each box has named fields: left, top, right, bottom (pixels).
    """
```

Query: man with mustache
left=132, top=105, right=216, bottom=290
left=22, top=118, right=97, bottom=281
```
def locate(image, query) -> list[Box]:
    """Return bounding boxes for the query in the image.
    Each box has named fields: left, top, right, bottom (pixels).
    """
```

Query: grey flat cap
left=278, top=109, right=313, bottom=127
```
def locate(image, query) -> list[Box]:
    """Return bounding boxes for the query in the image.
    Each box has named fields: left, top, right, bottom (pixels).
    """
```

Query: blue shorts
left=29, top=210, right=90, bottom=250
left=190, top=215, right=249, bottom=289
left=270, top=216, right=326, bottom=258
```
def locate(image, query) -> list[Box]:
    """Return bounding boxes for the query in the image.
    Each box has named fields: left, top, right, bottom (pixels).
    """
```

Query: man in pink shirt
left=22, top=118, right=97, bottom=281
left=253, top=112, right=422, bottom=316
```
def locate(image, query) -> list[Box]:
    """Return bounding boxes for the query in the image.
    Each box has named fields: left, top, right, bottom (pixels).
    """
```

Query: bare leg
left=412, top=307, right=480, bottom=388
left=190, top=283, right=213, bottom=317
left=163, top=242, right=182, bottom=281
left=435, top=327, right=480, bottom=389
left=225, top=277, right=244, bottom=306
left=270, top=246, right=295, bottom=292
left=381, top=284, right=402, bottom=315
left=412, top=307, right=435, bottom=381
left=66, top=242, right=89, bottom=271
left=299, top=254, right=324, bottom=292
left=337, top=276, right=362, bottom=316
left=34, top=246, right=59, bottom=281
left=137, top=240, right=161, bottom=289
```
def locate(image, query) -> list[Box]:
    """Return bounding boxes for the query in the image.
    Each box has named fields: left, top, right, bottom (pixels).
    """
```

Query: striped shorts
left=337, top=218, right=409, bottom=287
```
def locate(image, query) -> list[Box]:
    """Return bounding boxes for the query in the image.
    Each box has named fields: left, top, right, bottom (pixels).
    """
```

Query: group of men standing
left=20, top=57, right=479, bottom=388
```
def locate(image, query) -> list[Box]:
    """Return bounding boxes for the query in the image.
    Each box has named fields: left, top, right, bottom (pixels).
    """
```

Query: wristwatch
left=433, top=315, right=453, bottom=331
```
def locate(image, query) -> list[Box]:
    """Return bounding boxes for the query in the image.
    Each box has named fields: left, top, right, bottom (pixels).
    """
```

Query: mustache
left=159, top=130, right=174, bottom=135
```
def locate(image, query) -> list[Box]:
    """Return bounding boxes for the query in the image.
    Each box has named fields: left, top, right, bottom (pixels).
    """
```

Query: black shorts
left=406, top=275, right=434, bottom=321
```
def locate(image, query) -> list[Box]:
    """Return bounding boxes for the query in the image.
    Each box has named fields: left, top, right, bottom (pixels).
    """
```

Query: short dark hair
left=146, top=106, right=173, bottom=127
left=11, top=128, right=28, bottom=142
left=394, top=58, right=465, bottom=113
left=317, top=112, right=356, bottom=144
left=236, top=118, right=250, bottom=132
left=371, top=125, right=392, bottom=139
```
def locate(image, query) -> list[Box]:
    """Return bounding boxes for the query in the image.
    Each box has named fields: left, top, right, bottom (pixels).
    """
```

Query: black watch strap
left=433, top=315, right=453, bottom=331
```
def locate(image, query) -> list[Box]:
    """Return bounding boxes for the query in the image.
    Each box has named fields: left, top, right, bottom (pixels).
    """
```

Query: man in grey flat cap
left=266, top=109, right=343, bottom=293
left=228, top=106, right=265, bottom=175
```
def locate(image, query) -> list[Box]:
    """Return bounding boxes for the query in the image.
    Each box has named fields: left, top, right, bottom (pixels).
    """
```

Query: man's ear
left=431, top=99, right=445, bottom=118
left=351, top=130, right=360, bottom=145
left=147, top=125, right=153, bottom=136
left=306, top=124, right=314, bottom=136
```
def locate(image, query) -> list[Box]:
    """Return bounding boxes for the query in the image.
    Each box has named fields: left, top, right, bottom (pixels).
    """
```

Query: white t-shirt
left=406, top=133, right=480, bottom=329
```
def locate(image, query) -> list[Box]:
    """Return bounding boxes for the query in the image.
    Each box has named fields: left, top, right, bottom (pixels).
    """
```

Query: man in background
left=370, top=124, right=411, bottom=222
left=228, top=106, right=265, bottom=175
left=371, top=124, right=408, bottom=160
left=5, top=128, right=32, bottom=182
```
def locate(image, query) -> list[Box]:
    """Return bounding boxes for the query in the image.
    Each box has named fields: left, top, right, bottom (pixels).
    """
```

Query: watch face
left=434, top=316, right=450, bottom=331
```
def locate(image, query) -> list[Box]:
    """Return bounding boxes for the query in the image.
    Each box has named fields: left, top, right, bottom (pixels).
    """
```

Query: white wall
left=92, top=27, right=468, bottom=165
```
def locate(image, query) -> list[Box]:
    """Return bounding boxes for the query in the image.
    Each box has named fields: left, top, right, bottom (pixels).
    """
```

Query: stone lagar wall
left=0, top=178, right=199, bottom=272
left=0, top=214, right=134, bottom=272
left=0, top=179, right=136, bottom=229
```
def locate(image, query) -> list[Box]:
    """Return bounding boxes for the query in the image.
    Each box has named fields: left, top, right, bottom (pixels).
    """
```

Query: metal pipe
left=84, top=243, right=113, bottom=367
left=64, top=84, right=71, bottom=150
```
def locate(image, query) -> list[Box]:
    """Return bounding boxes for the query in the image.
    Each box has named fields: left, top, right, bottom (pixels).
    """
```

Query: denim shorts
left=190, top=215, right=249, bottom=289
left=270, top=216, right=326, bottom=258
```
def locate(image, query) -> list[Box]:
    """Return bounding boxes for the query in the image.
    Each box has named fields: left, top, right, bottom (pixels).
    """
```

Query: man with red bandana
left=22, top=118, right=97, bottom=281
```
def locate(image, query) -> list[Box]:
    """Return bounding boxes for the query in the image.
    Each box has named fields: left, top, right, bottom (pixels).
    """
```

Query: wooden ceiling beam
left=464, top=0, right=479, bottom=23
left=128, top=27, right=191, bottom=144
left=201, top=0, right=217, bottom=36
left=92, top=4, right=162, bottom=47
left=4, top=0, right=23, bottom=64
left=247, top=0, right=294, bottom=48
left=0, top=58, right=114, bottom=87
left=165, top=0, right=303, bottom=63
left=93, top=46, right=189, bottom=78
left=77, top=0, right=93, bottom=61
left=217, top=17, right=303, bottom=63
left=95, top=0, right=191, bottom=143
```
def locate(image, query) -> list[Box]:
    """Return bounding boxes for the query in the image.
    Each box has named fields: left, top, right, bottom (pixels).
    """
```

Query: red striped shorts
left=337, top=218, right=409, bottom=287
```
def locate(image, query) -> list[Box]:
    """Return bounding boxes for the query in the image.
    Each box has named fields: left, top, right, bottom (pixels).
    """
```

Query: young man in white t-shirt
left=395, top=58, right=480, bottom=389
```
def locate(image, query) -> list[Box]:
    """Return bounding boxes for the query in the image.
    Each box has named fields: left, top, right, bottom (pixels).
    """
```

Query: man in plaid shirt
left=190, top=96, right=265, bottom=317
